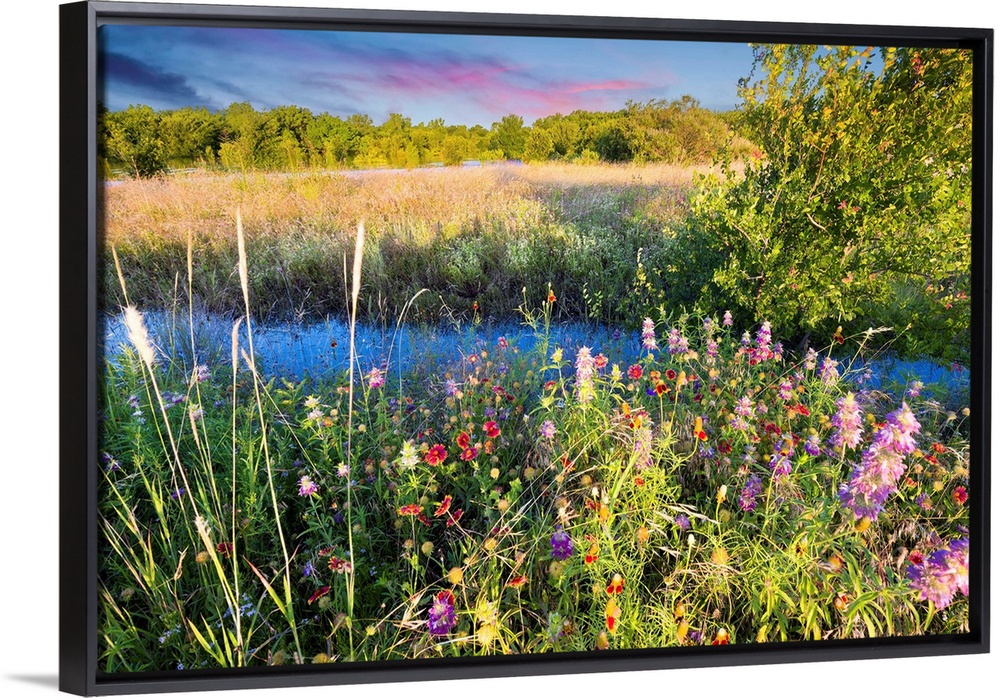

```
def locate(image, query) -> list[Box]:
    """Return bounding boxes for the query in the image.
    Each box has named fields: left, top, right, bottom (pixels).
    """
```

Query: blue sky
left=98, top=24, right=755, bottom=124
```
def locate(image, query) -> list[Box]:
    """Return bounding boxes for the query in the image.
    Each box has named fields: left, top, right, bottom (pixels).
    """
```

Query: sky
left=98, top=23, right=755, bottom=125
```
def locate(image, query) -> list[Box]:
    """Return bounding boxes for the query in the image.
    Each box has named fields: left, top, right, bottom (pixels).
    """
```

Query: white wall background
left=1, top=1, right=995, bottom=697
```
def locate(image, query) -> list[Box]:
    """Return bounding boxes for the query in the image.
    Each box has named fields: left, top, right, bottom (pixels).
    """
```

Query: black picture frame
left=59, top=1, right=992, bottom=695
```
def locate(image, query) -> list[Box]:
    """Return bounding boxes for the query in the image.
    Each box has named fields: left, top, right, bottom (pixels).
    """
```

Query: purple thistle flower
left=550, top=525, right=574, bottom=561
left=738, top=474, right=763, bottom=512
left=830, top=392, right=864, bottom=449
left=427, top=591, right=457, bottom=636
left=641, top=318, right=657, bottom=351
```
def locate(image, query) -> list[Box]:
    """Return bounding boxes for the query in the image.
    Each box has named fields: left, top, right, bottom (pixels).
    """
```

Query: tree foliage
left=689, top=45, right=972, bottom=361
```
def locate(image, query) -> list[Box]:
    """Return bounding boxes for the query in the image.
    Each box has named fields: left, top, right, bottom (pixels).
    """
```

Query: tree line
left=99, top=97, right=744, bottom=178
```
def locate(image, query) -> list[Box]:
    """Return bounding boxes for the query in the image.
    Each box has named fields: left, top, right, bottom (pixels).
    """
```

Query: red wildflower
left=931, top=442, right=947, bottom=454
left=216, top=542, right=234, bottom=558
left=307, top=586, right=331, bottom=604
left=460, top=446, right=479, bottom=461
left=548, top=290, right=557, bottom=304
left=606, top=574, right=624, bottom=595
left=507, top=575, right=528, bottom=588
left=655, top=381, right=668, bottom=396
left=417, top=513, right=432, bottom=526
left=953, top=486, right=968, bottom=505
left=544, top=380, right=557, bottom=391
left=483, top=421, right=501, bottom=438
left=909, top=551, right=925, bottom=565
left=398, top=504, right=422, bottom=517
left=446, top=509, right=464, bottom=527
left=634, top=477, right=645, bottom=487
left=718, top=440, right=732, bottom=455
left=627, top=365, right=643, bottom=380
left=434, top=495, right=453, bottom=517
left=594, top=354, right=608, bottom=370
left=585, top=542, right=600, bottom=565
left=665, top=369, right=677, bottom=381
left=456, top=432, right=471, bottom=449
left=425, top=443, right=448, bottom=466
left=711, top=629, right=730, bottom=645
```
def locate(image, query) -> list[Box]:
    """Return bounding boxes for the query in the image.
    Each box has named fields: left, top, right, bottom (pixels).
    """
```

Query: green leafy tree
left=101, top=104, right=167, bottom=178
left=689, top=45, right=972, bottom=361
left=489, top=114, right=527, bottom=160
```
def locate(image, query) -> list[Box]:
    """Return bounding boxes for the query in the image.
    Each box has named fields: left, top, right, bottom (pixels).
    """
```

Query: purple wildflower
left=804, top=434, right=821, bottom=456
left=706, top=338, right=719, bottom=365
left=804, top=348, right=818, bottom=371
left=838, top=402, right=921, bottom=520
left=735, top=395, right=754, bottom=417
left=667, top=328, right=690, bottom=356
left=195, top=364, right=210, bottom=382
left=427, top=591, right=457, bottom=636
left=303, top=560, right=316, bottom=577
left=769, top=434, right=795, bottom=477
left=575, top=346, right=596, bottom=403
left=298, top=476, right=318, bottom=497
left=906, top=539, right=968, bottom=609
left=641, top=318, right=657, bottom=351
left=550, top=525, right=574, bottom=561
left=703, top=317, right=714, bottom=333
left=540, top=420, right=556, bottom=439
left=723, top=310, right=733, bottom=327
left=675, top=514, right=691, bottom=530
left=778, top=378, right=793, bottom=401
left=753, top=321, right=773, bottom=362
left=738, top=474, right=763, bottom=512
left=367, top=367, right=385, bottom=390
left=820, top=357, right=840, bottom=386
left=830, top=392, right=864, bottom=449
left=907, top=380, right=924, bottom=398
left=444, top=379, right=458, bottom=397
left=916, top=492, right=932, bottom=510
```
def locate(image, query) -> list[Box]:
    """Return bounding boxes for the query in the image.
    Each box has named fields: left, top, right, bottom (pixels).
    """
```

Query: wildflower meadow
left=96, top=39, right=972, bottom=673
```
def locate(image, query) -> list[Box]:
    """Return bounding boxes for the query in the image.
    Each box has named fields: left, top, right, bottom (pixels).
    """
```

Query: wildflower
left=507, top=575, right=528, bottom=588
left=444, top=379, right=458, bottom=397
left=820, top=357, right=840, bottom=386
left=716, top=485, right=728, bottom=504
left=434, top=495, right=453, bottom=517
left=303, top=561, right=316, bottom=577
left=456, top=431, right=471, bottom=449
left=460, top=446, right=479, bottom=461
left=831, top=392, right=864, bottom=449
left=328, top=556, right=352, bottom=574
left=550, top=525, right=574, bottom=561
left=667, top=327, right=690, bottom=356
left=188, top=404, right=204, bottom=421
left=194, top=364, right=210, bottom=382
left=397, top=441, right=419, bottom=470
left=839, top=402, right=921, bottom=520
left=446, top=509, right=464, bottom=527
left=298, top=476, right=319, bottom=497
left=778, top=378, right=793, bottom=401
left=606, top=573, right=624, bottom=595
left=548, top=290, right=557, bottom=304
left=307, top=586, right=330, bottom=604
left=337, top=463, right=350, bottom=479
left=952, top=486, right=968, bottom=505
left=540, top=420, right=556, bottom=439
left=804, top=434, right=821, bottom=456
left=693, top=416, right=708, bottom=441
left=804, top=348, right=818, bottom=371
left=584, top=541, right=600, bottom=565
left=483, top=421, right=501, bottom=439
left=427, top=591, right=457, bottom=636
left=170, top=488, right=185, bottom=500
left=711, top=629, right=730, bottom=645
left=738, top=474, right=763, bottom=512
left=366, top=367, right=385, bottom=389
left=216, top=542, right=234, bottom=558
left=605, top=598, right=621, bottom=634
left=575, top=346, right=596, bottom=403
left=752, top=321, right=773, bottom=362
left=723, top=310, right=733, bottom=326
left=637, top=526, right=650, bottom=545
left=916, top=492, right=932, bottom=510
left=735, top=396, right=754, bottom=418
left=907, top=539, right=969, bottom=609
left=398, top=504, right=422, bottom=517
left=769, top=434, right=795, bottom=477
left=675, top=514, right=691, bottom=531
left=706, top=338, right=719, bottom=365
left=497, top=336, right=509, bottom=349
left=416, top=444, right=447, bottom=469
left=907, top=380, right=924, bottom=398
left=641, top=318, right=657, bottom=350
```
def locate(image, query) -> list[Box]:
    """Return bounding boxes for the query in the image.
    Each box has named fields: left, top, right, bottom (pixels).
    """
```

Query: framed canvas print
left=59, top=0, right=992, bottom=695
